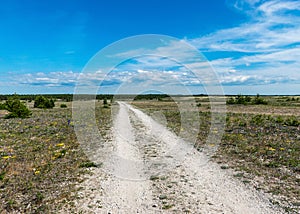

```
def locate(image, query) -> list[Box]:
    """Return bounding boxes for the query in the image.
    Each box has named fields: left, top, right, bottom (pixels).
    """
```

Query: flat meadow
left=0, top=95, right=299, bottom=213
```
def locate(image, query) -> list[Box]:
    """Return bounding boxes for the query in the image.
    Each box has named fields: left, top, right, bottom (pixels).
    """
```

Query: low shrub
left=60, top=104, right=67, bottom=108
left=34, top=96, right=55, bottom=109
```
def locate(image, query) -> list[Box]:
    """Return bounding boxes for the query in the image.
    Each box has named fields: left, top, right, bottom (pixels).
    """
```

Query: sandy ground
left=74, top=102, right=283, bottom=213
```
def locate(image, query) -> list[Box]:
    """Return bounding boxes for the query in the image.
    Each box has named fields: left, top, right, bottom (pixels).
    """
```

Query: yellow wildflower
left=2, top=156, right=11, bottom=159
left=56, top=143, right=64, bottom=147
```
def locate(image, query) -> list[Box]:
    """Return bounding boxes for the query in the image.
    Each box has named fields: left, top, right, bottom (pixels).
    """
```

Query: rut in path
left=76, top=102, right=282, bottom=213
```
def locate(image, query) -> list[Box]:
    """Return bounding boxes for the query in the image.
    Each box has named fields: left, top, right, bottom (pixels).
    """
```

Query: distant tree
left=34, top=96, right=55, bottom=109
left=4, top=96, right=31, bottom=118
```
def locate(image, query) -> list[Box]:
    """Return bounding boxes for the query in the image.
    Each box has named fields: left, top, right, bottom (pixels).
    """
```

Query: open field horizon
left=0, top=95, right=299, bottom=212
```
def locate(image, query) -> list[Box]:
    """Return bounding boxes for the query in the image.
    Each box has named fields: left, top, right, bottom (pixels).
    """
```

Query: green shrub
left=226, top=97, right=235, bottom=104
left=4, top=97, right=32, bottom=119
left=34, top=96, right=55, bottom=109
left=227, top=94, right=267, bottom=105
left=252, top=94, right=268, bottom=105
left=0, top=171, right=6, bottom=181
left=251, top=114, right=265, bottom=125
left=226, top=95, right=251, bottom=105
left=235, top=94, right=248, bottom=104
left=284, top=117, right=299, bottom=126
left=275, top=116, right=284, bottom=124
left=103, top=98, right=108, bottom=105
left=60, top=104, right=67, bottom=108
left=79, top=161, right=100, bottom=168
left=0, top=103, right=6, bottom=110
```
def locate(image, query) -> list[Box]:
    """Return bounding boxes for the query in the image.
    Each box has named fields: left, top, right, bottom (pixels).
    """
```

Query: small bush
left=250, top=114, right=265, bottom=125
left=252, top=94, right=268, bottom=105
left=0, top=103, right=6, bottom=110
left=0, top=171, right=5, bottom=181
left=79, top=161, right=100, bottom=168
left=275, top=116, right=284, bottom=124
left=226, top=95, right=251, bottom=105
left=60, top=104, right=67, bottom=108
left=4, top=97, right=32, bottom=119
left=236, top=94, right=249, bottom=104
left=284, top=117, right=299, bottom=126
left=226, top=97, right=235, bottom=104
left=103, top=98, right=108, bottom=105
left=227, top=94, right=267, bottom=105
left=34, top=96, right=55, bottom=109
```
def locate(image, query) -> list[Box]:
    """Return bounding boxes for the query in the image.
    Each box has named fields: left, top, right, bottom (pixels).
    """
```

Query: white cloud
left=16, top=71, right=80, bottom=87
left=228, top=69, right=237, bottom=73
left=187, top=0, right=300, bottom=90
left=137, top=69, right=148, bottom=73
left=258, top=0, right=300, bottom=16
left=221, top=75, right=252, bottom=84
left=191, top=0, right=300, bottom=52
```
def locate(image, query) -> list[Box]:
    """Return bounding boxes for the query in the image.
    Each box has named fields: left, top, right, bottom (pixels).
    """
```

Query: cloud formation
left=189, top=0, right=300, bottom=91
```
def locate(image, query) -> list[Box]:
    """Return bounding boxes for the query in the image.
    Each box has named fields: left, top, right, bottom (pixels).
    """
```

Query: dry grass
left=0, top=101, right=112, bottom=213
left=1, top=97, right=299, bottom=212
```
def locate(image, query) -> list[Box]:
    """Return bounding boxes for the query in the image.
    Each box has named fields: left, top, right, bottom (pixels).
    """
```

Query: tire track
left=100, top=102, right=156, bottom=213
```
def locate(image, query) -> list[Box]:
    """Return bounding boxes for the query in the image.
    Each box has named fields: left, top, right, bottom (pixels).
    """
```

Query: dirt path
left=75, top=102, right=283, bottom=213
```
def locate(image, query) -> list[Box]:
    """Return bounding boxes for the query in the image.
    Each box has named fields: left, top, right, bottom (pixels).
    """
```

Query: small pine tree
left=4, top=96, right=31, bottom=119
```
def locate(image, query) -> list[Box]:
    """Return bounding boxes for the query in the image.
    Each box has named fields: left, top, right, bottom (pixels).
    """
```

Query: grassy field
left=0, top=96, right=299, bottom=212
left=132, top=97, right=300, bottom=213
left=0, top=101, right=112, bottom=213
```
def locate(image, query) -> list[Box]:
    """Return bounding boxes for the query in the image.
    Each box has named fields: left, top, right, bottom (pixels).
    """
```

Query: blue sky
left=0, top=0, right=299, bottom=95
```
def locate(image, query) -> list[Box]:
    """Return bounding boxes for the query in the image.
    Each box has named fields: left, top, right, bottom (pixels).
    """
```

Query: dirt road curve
left=75, top=102, right=282, bottom=213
